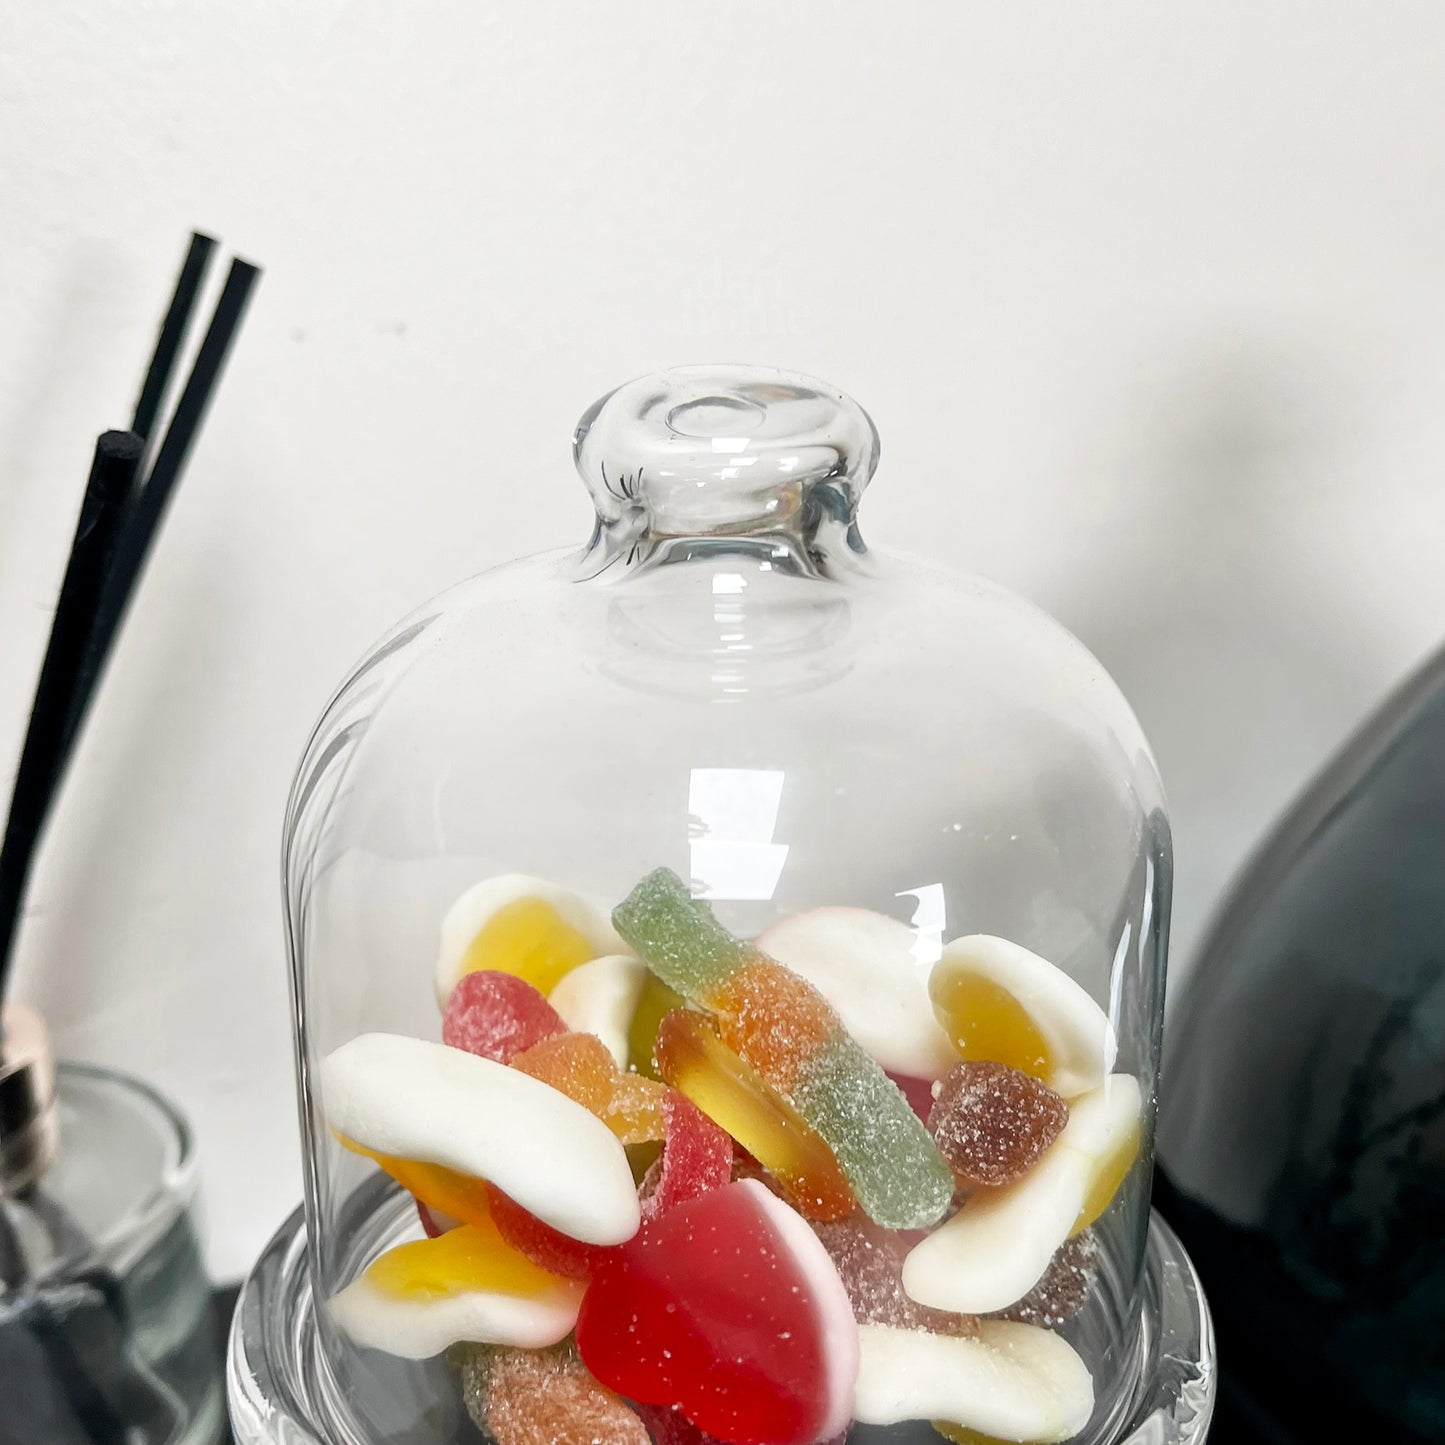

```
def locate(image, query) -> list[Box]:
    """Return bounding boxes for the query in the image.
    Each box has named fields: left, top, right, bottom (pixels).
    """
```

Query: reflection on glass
left=688, top=767, right=789, bottom=901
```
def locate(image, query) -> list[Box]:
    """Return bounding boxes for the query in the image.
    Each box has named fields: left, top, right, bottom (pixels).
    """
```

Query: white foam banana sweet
left=547, top=954, right=649, bottom=1069
left=435, top=873, right=632, bottom=1007
left=852, top=1321, right=1094, bottom=1442
left=902, top=1074, right=1142, bottom=1315
left=928, top=935, right=1117, bottom=1098
left=321, top=1033, right=641, bottom=1245
left=758, top=907, right=959, bottom=1080
left=330, top=1235, right=584, bottom=1358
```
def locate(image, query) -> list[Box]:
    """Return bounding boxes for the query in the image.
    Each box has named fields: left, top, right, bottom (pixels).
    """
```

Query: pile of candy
left=322, top=868, right=1141, bottom=1445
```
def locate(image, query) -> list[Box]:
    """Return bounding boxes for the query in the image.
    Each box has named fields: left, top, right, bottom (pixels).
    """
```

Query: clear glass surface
left=228, top=1202, right=1214, bottom=1445
left=271, top=366, right=1188, bottom=1445
left=1, top=1063, right=222, bottom=1444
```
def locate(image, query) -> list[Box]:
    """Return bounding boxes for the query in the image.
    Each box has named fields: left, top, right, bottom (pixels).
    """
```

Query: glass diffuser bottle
left=229, top=366, right=1214, bottom=1445
left=0, top=1003, right=221, bottom=1445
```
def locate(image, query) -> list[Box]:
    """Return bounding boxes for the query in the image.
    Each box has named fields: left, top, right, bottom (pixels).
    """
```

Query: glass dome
left=238, top=366, right=1210, bottom=1445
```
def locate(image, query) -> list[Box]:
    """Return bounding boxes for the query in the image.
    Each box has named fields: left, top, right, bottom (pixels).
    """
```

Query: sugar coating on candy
left=902, top=1074, right=1142, bottom=1315
left=852, top=1321, right=1094, bottom=1440
left=442, top=970, right=569, bottom=1063
left=329, top=1218, right=583, bottom=1358
left=489, top=1188, right=606, bottom=1280
left=998, top=1229, right=1099, bottom=1328
left=928, top=1060, right=1069, bottom=1188
left=548, top=954, right=649, bottom=1069
left=793, top=1033, right=954, bottom=1230
left=610, top=1070, right=671, bottom=1143
left=512, top=1032, right=612, bottom=1113
left=615, top=869, right=952, bottom=1231
left=322, top=1034, right=640, bottom=1246
left=812, top=1214, right=979, bottom=1338
left=461, top=1341, right=649, bottom=1445
left=758, top=906, right=959, bottom=1080
left=641, top=1091, right=733, bottom=1222
left=612, top=868, right=761, bottom=1001
left=575, top=1180, right=858, bottom=1445
left=713, top=958, right=839, bottom=1091
left=654, top=1008, right=854, bottom=1220
left=511, top=1031, right=667, bottom=1144
left=437, top=874, right=630, bottom=1007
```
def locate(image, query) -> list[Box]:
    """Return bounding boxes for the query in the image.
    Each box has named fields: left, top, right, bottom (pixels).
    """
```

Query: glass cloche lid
left=240, top=366, right=1210, bottom=1445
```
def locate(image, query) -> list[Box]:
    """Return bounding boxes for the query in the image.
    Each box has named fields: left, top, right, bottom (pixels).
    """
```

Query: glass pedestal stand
left=228, top=1198, right=1214, bottom=1445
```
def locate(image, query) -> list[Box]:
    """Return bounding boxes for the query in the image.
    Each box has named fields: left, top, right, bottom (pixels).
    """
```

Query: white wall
left=4, top=2, right=1445, bottom=1281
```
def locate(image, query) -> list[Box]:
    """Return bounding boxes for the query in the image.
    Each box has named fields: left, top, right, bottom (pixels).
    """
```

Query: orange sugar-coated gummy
left=511, top=1032, right=667, bottom=1144
left=711, top=958, right=840, bottom=1092
left=468, top=1341, right=649, bottom=1445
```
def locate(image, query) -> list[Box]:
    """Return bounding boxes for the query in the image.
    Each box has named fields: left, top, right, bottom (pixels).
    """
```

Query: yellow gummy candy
left=654, top=1008, right=854, bottom=1221
left=459, top=896, right=597, bottom=997
left=366, top=1216, right=565, bottom=1301
left=931, top=971, right=1055, bottom=1082
left=336, top=1134, right=493, bottom=1228
left=627, top=974, right=686, bottom=1080
left=933, top=1422, right=1010, bottom=1445
left=1074, top=1116, right=1142, bottom=1234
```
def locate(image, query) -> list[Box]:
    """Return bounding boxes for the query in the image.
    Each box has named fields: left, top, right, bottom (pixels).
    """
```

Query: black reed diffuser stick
left=0, top=238, right=261, bottom=1008
left=60, top=256, right=261, bottom=766
left=0, top=232, right=260, bottom=1445
left=0, top=433, right=142, bottom=999
left=129, top=232, right=217, bottom=446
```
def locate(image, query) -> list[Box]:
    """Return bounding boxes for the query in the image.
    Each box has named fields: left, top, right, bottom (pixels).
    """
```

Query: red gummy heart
left=634, top=1400, right=850, bottom=1445
left=575, top=1180, right=857, bottom=1445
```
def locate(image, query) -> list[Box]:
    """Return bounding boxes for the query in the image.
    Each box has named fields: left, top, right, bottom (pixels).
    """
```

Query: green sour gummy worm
left=795, top=1033, right=955, bottom=1230
left=612, top=867, right=759, bottom=1000
left=615, top=867, right=954, bottom=1229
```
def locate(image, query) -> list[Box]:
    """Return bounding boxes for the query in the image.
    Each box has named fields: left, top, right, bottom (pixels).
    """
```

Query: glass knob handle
left=573, top=365, right=879, bottom=540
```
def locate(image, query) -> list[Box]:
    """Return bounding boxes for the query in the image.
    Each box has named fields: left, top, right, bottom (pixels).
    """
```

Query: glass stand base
left=228, top=1205, right=1214, bottom=1445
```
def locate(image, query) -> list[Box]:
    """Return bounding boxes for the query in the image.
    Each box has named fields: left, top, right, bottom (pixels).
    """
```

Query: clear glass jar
left=234, top=366, right=1213, bottom=1445
left=1, top=1054, right=222, bottom=1445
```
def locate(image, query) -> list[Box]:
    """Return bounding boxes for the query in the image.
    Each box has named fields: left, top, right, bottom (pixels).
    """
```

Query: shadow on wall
left=1057, top=341, right=1388, bottom=988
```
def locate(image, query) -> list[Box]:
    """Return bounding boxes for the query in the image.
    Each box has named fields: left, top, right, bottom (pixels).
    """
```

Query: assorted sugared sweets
left=321, top=868, right=1142, bottom=1445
